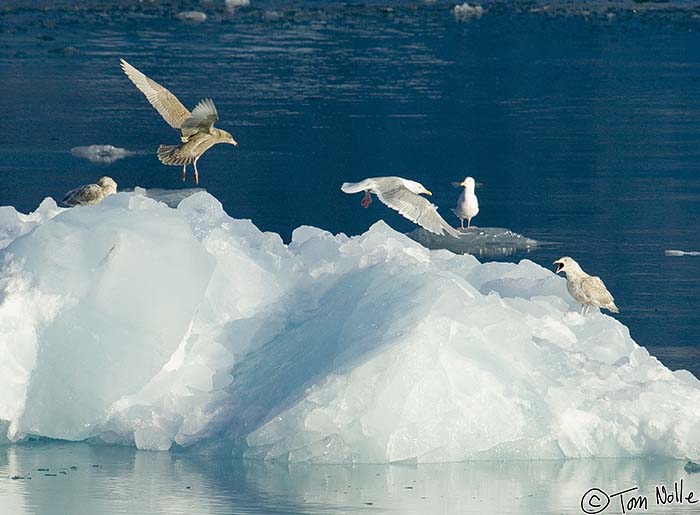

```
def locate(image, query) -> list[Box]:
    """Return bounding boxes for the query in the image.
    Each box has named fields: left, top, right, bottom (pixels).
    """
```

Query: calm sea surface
left=0, top=2, right=699, bottom=513
left=2, top=442, right=700, bottom=515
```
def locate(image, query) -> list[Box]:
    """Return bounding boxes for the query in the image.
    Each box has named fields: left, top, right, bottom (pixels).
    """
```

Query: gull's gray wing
left=581, top=276, right=615, bottom=306
left=120, top=59, right=191, bottom=130
left=61, top=184, right=103, bottom=207
left=180, top=98, right=219, bottom=137
left=376, top=185, right=460, bottom=238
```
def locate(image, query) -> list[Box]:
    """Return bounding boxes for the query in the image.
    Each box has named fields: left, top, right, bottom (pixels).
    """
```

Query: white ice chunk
left=176, top=11, right=207, bottom=22
left=452, top=3, right=484, bottom=21
left=0, top=198, right=64, bottom=250
left=1, top=192, right=700, bottom=461
left=131, top=187, right=205, bottom=208
left=226, top=0, right=250, bottom=10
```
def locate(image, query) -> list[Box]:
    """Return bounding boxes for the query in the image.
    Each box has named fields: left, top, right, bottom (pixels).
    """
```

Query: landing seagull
left=554, top=256, right=619, bottom=315
left=61, top=176, right=117, bottom=207
left=452, top=176, right=479, bottom=229
left=341, top=176, right=460, bottom=238
left=120, top=59, right=238, bottom=185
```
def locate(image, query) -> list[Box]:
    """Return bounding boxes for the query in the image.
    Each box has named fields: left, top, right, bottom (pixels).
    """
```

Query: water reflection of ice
left=1, top=443, right=696, bottom=515
left=407, top=226, right=538, bottom=257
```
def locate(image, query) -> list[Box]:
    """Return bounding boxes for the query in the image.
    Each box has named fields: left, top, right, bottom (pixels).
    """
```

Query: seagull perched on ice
left=341, top=176, right=460, bottom=237
left=120, top=59, right=238, bottom=185
left=452, top=176, right=479, bottom=229
left=61, top=176, right=117, bottom=207
left=554, top=257, right=619, bottom=315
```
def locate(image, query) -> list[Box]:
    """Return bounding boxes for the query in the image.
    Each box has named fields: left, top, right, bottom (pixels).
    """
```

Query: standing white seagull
left=554, top=257, right=619, bottom=315
left=120, top=59, right=238, bottom=185
left=341, top=176, right=460, bottom=238
left=452, top=176, right=479, bottom=229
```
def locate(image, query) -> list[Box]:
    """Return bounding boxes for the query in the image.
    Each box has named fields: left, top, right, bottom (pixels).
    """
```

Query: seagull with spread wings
left=341, top=176, right=460, bottom=238
left=120, top=59, right=238, bottom=185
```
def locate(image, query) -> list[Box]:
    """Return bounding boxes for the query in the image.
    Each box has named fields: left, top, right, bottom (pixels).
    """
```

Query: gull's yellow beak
left=425, top=190, right=432, bottom=196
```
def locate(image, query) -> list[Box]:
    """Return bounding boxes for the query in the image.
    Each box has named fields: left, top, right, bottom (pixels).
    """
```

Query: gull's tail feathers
left=341, top=179, right=373, bottom=194
left=157, top=144, right=192, bottom=166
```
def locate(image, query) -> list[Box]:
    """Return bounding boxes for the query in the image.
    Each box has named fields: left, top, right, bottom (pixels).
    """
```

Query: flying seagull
left=452, top=176, right=479, bottom=229
left=554, top=256, right=619, bottom=315
left=61, top=176, right=118, bottom=207
left=341, top=176, right=460, bottom=238
left=120, top=59, right=237, bottom=185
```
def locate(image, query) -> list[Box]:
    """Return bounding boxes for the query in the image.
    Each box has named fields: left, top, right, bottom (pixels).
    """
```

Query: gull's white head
left=402, top=179, right=432, bottom=196
left=553, top=256, right=583, bottom=276
left=460, top=177, right=476, bottom=189
left=97, top=176, right=118, bottom=195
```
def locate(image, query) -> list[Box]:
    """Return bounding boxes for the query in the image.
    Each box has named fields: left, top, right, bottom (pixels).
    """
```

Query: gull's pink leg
left=361, top=190, right=372, bottom=208
left=460, top=219, right=464, bottom=230
left=182, top=165, right=186, bottom=182
left=194, top=160, right=199, bottom=186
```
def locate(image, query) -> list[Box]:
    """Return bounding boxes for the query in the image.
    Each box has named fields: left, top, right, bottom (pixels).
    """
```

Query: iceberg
left=1, top=191, right=699, bottom=463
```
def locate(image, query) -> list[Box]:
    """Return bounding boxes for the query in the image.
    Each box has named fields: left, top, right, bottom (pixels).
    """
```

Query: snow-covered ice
left=71, top=145, right=134, bottom=165
left=1, top=192, right=700, bottom=462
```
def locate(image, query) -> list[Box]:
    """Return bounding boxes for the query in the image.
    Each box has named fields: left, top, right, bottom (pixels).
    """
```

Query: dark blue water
left=0, top=0, right=698, bottom=368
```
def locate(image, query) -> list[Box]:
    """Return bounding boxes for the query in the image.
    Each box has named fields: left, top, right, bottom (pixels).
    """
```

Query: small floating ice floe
left=452, top=3, right=484, bottom=21
left=226, top=0, right=250, bottom=11
left=407, top=226, right=538, bottom=256
left=71, top=144, right=134, bottom=165
left=666, top=249, right=700, bottom=257
left=176, top=11, right=207, bottom=23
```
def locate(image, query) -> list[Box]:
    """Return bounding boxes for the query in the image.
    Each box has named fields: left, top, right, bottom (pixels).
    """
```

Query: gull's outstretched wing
left=120, top=59, right=191, bottom=130
left=376, top=184, right=460, bottom=238
left=181, top=98, right=219, bottom=137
